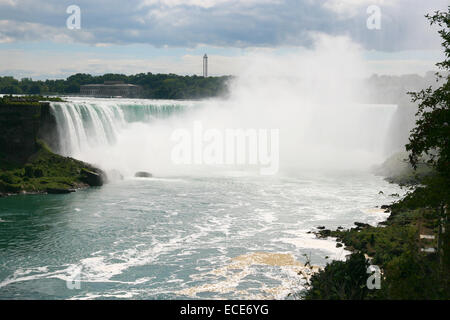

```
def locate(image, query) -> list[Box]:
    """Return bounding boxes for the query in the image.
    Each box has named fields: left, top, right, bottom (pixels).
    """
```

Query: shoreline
left=302, top=170, right=449, bottom=299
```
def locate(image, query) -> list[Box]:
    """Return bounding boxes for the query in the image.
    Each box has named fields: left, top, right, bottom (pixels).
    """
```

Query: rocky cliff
left=0, top=101, right=59, bottom=164
left=0, top=99, right=106, bottom=196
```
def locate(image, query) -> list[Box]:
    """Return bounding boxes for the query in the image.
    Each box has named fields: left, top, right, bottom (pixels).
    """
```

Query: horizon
left=0, top=69, right=441, bottom=82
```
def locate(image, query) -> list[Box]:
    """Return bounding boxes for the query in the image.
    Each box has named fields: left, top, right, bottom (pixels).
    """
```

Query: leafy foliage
left=303, top=253, right=370, bottom=300
left=406, top=8, right=450, bottom=183
left=304, top=196, right=449, bottom=299
left=0, top=95, right=65, bottom=106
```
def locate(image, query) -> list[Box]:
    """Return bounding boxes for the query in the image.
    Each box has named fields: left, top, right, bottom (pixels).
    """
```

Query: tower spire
left=203, top=54, right=208, bottom=77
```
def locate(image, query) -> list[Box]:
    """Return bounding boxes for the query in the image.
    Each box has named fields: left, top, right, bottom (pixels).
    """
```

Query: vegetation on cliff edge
left=0, top=140, right=104, bottom=195
left=0, top=95, right=65, bottom=105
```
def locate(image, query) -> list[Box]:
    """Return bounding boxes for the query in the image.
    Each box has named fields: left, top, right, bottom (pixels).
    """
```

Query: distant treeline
left=364, top=71, right=444, bottom=104
left=0, top=73, right=232, bottom=99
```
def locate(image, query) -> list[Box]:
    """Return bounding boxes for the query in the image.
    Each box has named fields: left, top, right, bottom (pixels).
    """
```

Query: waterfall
left=48, top=97, right=398, bottom=177
left=50, top=100, right=189, bottom=158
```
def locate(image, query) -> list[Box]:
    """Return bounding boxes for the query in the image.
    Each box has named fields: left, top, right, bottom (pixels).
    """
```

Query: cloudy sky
left=0, top=0, right=448, bottom=79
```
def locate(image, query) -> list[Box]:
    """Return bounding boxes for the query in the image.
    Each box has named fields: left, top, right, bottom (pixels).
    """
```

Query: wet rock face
left=0, top=102, right=58, bottom=164
left=0, top=104, right=41, bottom=164
left=37, top=103, right=60, bottom=153
left=80, top=168, right=107, bottom=186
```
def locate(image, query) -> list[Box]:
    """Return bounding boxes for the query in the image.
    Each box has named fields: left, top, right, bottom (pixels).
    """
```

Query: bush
left=0, top=172, right=15, bottom=184
left=303, top=253, right=370, bottom=300
left=24, top=164, right=34, bottom=177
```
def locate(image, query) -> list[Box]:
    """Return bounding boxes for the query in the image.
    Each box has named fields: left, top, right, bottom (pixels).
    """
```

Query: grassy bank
left=0, top=140, right=105, bottom=196
left=0, top=94, right=65, bottom=105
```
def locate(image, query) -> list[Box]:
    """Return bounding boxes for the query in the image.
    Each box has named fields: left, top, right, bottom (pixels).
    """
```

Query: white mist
left=52, top=35, right=396, bottom=178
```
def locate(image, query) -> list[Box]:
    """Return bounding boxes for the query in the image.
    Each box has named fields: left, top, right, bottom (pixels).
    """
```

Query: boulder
left=390, top=193, right=400, bottom=197
left=316, top=229, right=331, bottom=238
left=134, top=171, right=153, bottom=178
left=80, top=168, right=105, bottom=186
left=354, top=222, right=371, bottom=229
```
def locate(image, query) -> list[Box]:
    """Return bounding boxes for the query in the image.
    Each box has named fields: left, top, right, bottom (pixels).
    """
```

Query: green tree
left=303, top=253, right=371, bottom=300
left=406, top=7, right=450, bottom=181
left=406, top=7, right=450, bottom=296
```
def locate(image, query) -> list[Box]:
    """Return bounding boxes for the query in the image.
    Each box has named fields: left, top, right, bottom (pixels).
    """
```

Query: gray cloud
left=0, top=0, right=447, bottom=50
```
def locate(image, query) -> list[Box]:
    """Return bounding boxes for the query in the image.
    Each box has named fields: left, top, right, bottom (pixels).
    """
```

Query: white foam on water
left=255, top=209, right=278, bottom=223
left=177, top=252, right=319, bottom=299
left=0, top=172, right=405, bottom=299
left=277, top=236, right=349, bottom=261
left=70, top=290, right=142, bottom=300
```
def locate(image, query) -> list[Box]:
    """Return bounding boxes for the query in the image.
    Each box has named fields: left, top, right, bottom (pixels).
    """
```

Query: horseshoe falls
left=0, top=95, right=405, bottom=299
left=47, top=97, right=398, bottom=178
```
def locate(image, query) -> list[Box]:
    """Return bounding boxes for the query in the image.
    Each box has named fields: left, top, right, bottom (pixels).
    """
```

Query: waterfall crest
left=50, top=100, right=189, bottom=157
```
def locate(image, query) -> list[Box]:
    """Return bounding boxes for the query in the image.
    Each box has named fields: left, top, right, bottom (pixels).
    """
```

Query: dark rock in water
left=47, top=188, right=75, bottom=194
left=336, top=242, right=343, bottom=248
left=135, top=171, right=153, bottom=178
left=337, top=226, right=344, bottom=230
left=80, top=168, right=105, bottom=186
left=317, top=226, right=326, bottom=230
left=380, top=204, right=390, bottom=209
left=378, top=191, right=384, bottom=194
left=390, top=193, right=400, bottom=197
left=316, top=229, right=331, bottom=238
left=354, top=222, right=371, bottom=229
